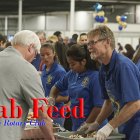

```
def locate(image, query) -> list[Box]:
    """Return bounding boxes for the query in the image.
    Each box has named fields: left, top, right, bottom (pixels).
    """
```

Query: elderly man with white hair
left=0, top=30, right=55, bottom=140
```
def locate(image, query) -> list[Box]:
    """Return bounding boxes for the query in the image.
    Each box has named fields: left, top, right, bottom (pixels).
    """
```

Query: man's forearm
left=38, top=110, right=55, bottom=140
left=86, top=107, right=102, bottom=123
left=96, top=100, right=113, bottom=125
left=109, top=100, right=140, bottom=129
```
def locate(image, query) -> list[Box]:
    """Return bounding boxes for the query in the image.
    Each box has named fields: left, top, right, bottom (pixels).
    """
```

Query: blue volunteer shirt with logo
left=99, top=50, right=140, bottom=140
left=41, top=62, right=68, bottom=120
left=55, top=70, right=107, bottom=131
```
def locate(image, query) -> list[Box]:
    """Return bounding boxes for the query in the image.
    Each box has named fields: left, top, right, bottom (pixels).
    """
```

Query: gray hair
left=36, top=31, right=46, bottom=37
left=88, top=25, right=115, bottom=49
left=11, top=30, right=41, bottom=51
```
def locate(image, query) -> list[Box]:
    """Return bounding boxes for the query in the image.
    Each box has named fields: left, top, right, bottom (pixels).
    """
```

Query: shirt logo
left=47, top=75, right=53, bottom=84
left=82, top=77, right=89, bottom=87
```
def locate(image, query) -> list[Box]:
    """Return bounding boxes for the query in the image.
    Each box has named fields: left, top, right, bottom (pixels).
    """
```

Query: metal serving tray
left=54, top=132, right=125, bottom=140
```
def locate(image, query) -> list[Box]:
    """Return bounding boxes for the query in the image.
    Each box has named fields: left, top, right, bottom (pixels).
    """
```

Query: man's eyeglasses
left=87, top=38, right=106, bottom=47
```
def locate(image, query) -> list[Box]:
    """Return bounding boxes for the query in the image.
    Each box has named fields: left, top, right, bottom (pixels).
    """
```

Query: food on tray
left=69, top=134, right=84, bottom=138
left=86, top=131, right=96, bottom=138
left=69, top=131, right=96, bottom=139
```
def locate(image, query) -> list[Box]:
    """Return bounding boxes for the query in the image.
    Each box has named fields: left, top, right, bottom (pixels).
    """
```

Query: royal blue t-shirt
left=41, top=62, right=68, bottom=117
left=136, top=59, right=140, bottom=71
left=55, top=70, right=105, bottom=130
left=99, top=50, right=140, bottom=140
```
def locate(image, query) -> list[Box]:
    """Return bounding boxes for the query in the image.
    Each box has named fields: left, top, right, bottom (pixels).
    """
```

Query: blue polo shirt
left=41, top=62, right=68, bottom=117
left=136, top=59, right=140, bottom=71
left=55, top=70, right=105, bottom=130
left=99, top=50, right=140, bottom=140
left=31, top=53, right=41, bottom=71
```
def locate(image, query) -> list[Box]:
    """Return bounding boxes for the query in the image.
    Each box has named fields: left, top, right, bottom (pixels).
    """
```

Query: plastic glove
left=95, top=123, right=114, bottom=140
left=77, top=122, right=90, bottom=132
left=85, top=121, right=100, bottom=134
left=112, top=128, right=118, bottom=134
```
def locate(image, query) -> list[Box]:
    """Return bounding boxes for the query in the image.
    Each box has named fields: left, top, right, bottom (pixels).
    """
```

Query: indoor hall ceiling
left=0, top=0, right=140, bottom=15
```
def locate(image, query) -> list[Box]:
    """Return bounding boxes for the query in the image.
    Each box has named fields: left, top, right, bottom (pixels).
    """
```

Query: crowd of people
left=0, top=25, right=140, bottom=140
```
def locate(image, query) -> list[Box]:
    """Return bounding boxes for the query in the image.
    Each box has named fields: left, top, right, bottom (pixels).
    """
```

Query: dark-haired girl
left=40, top=43, right=68, bottom=126
left=49, top=44, right=107, bottom=131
